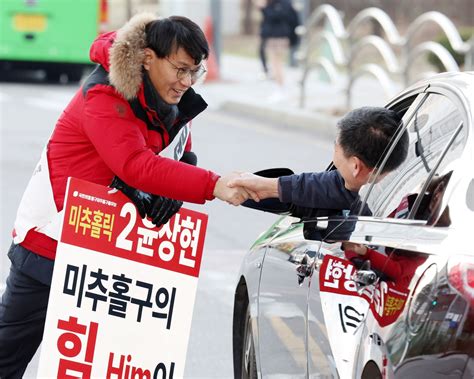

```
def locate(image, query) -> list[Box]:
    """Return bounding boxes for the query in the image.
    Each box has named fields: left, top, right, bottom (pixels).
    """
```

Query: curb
left=220, top=100, right=339, bottom=139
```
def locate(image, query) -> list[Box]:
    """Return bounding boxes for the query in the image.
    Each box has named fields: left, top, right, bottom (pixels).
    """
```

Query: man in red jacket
left=0, top=14, right=253, bottom=377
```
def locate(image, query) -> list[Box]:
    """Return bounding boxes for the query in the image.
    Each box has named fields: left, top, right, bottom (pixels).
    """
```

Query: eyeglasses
left=165, top=57, right=207, bottom=82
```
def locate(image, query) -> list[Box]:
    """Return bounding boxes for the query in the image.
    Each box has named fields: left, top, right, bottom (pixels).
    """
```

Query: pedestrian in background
left=0, top=13, right=255, bottom=378
left=288, top=2, right=301, bottom=67
left=255, top=0, right=270, bottom=79
left=260, top=0, right=299, bottom=101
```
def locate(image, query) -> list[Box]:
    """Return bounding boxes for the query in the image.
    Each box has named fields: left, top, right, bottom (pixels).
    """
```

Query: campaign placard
left=37, top=177, right=208, bottom=378
left=318, top=255, right=409, bottom=378
left=319, top=255, right=409, bottom=328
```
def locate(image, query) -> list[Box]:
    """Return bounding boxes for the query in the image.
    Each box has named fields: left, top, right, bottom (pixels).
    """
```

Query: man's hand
left=228, top=173, right=279, bottom=201
left=110, top=176, right=152, bottom=218
left=148, top=196, right=183, bottom=227
left=213, top=172, right=259, bottom=206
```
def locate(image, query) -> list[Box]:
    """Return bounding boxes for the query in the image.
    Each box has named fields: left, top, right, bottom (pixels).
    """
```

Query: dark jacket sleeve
left=288, top=4, right=300, bottom=46
left=278, top=170, right=359, bottom=210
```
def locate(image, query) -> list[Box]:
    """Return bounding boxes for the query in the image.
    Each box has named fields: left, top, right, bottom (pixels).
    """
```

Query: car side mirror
left=350, top=257, right=390, bottom=285
left=303, top=214, right=356, bottom=241
left=241, top=168, right=294, bottom=215
left=253, top=167, right=295, bottom=178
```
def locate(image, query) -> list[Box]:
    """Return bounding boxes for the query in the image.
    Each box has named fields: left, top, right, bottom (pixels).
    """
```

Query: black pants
left=0, top=243, right=54, bottom=379
left=259, top=37, right=268, bottom=74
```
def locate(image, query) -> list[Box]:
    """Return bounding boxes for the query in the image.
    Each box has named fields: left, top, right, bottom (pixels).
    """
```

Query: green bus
left=0, top=0, right=109, bottom=82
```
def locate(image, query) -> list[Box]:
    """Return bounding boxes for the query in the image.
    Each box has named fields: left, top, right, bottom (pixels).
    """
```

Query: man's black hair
left=337, top=106, right=408, bottom=173
left=145, top=16, right=209, bottom=64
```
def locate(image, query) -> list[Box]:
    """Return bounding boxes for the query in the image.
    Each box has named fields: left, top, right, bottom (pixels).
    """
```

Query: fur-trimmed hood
left=89, top=13, right=157, bottom=100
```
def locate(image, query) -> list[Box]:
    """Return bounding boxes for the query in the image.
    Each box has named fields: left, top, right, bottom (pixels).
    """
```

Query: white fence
left=298, top=4, right=474, bottom=109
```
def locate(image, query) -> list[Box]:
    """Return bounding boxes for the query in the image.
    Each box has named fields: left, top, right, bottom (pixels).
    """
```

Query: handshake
left=213, top=172, right=279, bottom=206
left=111, top=171, right=280, bottom=227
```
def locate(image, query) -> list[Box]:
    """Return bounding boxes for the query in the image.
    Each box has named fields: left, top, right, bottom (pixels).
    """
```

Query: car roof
left=391, top=71, right=474, bottom=110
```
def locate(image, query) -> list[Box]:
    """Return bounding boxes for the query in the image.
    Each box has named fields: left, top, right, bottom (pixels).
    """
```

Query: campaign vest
left=13, top=123, right=190, bottom=244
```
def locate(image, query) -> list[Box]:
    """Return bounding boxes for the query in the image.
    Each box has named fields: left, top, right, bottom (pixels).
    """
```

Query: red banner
left=320, top=255, right=409, bottom=327
left=61, top=178, right=208, bottom=277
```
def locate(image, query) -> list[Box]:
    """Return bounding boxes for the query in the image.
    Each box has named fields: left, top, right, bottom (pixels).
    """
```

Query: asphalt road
left=0, top=79, right=332, bottom=378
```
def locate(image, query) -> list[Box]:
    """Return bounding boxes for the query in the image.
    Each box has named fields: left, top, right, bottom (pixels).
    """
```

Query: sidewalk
left=198, top=54, right=399, bottom=138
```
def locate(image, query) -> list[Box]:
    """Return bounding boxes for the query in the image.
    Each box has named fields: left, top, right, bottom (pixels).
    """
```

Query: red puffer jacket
left=15, top=14, right=219, bottom=260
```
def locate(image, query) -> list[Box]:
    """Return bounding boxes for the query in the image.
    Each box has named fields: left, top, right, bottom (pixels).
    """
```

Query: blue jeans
left=0, top=243, right=54, bottom=379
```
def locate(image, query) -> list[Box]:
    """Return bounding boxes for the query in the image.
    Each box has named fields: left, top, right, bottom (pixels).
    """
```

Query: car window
left=358, top=93, right=466, bottom=220
left=411, top=170, right=453, bottom=226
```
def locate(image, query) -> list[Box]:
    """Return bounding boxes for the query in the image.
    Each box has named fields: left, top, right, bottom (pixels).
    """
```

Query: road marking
left=307, top=331, right=333, bottom=375
left=270, top=316, right=306, bottom=369
left=309, top=311, right=328, bottom=339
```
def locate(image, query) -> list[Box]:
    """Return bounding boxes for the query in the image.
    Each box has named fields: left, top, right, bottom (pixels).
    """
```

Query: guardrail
left=298, top=4, right=473, bottom=109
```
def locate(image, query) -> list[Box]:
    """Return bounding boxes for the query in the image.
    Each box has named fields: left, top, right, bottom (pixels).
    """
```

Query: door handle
left=353, top=260, right=378, bottom=293
left=295, top=250, right=317, bottom=285
left=354, top=269, right=377, bottom=287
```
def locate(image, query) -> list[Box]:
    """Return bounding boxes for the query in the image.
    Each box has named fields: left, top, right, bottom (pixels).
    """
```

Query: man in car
left=229, top=106, right=409, bottom=215
left=0, top=14, right=255, bottom=377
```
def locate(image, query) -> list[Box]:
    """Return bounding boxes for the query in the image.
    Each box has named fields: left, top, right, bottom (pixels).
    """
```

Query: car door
left=257, top=220, right=321, bottom=378
left=370, top=88, right=472, bottom=378
left=308, top=84, right=470, bottom=378
left=363, top=87, right=468, bottom=378
left=310, top=217, right=446, bottom=378
left=306, top=85, right=425, bottom=379
left=307, top=224, right=370, bottom=379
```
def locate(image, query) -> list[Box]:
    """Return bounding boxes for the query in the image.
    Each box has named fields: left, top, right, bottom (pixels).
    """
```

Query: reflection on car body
left=232, top=72, right=474, bottom=379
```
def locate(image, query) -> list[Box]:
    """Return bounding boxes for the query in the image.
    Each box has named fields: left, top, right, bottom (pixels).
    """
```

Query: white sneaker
left=258, top=72, right=273, bottom=81
left=267, top=89, right=286, bottom=103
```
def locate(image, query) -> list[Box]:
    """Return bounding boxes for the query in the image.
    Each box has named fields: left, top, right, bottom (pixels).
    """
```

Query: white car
left=232, top=72, right=474, bottom=379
